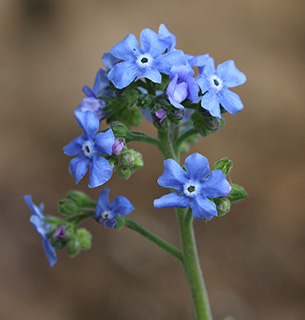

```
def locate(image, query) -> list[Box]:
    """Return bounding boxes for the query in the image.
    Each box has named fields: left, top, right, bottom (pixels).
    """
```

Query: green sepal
left=110, top=121, right=128, bottom=138
left=107, top=155, right=119, bottom=172
left=117, top=166, right=133, bottom=179
left=213, top=158, right=233, bottom=175
left=65, top=191, right=96, bottom=208
left=136, top=93, right=154, bottom=109
left=113, top=216, right=125, bottom=230
left=121, top=149, right=144, bottom=169
left=214, top=197, right=231, bottom=217
left=57, top=199, right=79, bottom=216
left=191, top=109, right=225, bottom=137
left=228, top=184, right=248, bottom=203
left=76, top=228, right=92, bottom=250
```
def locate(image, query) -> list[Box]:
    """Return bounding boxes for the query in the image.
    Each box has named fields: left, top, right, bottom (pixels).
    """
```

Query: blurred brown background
left=1, top=0, right=305, bottom=319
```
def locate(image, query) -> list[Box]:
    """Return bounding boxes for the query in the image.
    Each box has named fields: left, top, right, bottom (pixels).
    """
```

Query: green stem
left=177, top=208, right=212, bottom=320
left=158, top=127, right=212, bottom=320
left=174, top=128, right=198, bottom=158
left=124, top=218, right=183, bottom=262
left=126, top=131, right=162, bottom=148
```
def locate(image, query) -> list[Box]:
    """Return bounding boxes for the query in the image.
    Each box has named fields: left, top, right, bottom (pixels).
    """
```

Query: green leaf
left=214, top=158, right=233, bottom=175
left=228, top=184, right=248, bottom=203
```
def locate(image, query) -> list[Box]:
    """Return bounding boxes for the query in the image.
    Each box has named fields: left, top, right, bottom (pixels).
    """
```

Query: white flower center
left=136, top=53, right=153, bottom=69
left=102, top=211, right=110, bottom=219
left=210, top=75, right=223, bottom=92
left=82, top=140, right=96, bottom=159
left=183, top=181, right=200, bottom=198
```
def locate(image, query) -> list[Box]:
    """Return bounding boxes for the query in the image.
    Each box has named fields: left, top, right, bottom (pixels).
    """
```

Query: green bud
left=113, top=216, right=125, bottom=230
left=121, top=149, right=144, bottom=169
left=110, top=121, right=128, bottom=138
left=191, top=109, right=225, bottom=137
left=65, top=191, right=96, bottom=208
left=121, top=107, right=142, bottom=128
left=213, top=158, right=233, bottom=175
left=228, top=184, right=248, bottom=203
left=117, top=166, right=133, bottom=179
left=58, top=199, right=79, bottom=216
left=215, top=197, right=231, bottom=217
left=66, top=234, right=82, bottom=257
left=76, top=228, right=92, bottom=250
left=136, top=93, right=154, bottom=109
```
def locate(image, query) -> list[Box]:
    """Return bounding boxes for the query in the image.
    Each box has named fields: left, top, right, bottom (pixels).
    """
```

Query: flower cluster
left=24, top=24, right=247, bottom=267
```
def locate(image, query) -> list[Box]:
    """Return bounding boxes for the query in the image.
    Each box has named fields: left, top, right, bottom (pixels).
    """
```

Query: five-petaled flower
left=24, top=195, right=57, bottom=267
left=108, top=28, right=186, bottom=89
left=197, top=58, right=246, bottom=118
left=63, top=111, right=115, bottom=188
left=154, top=153, right=231, bottom=219
left=94, top=188, right=134, bottom=228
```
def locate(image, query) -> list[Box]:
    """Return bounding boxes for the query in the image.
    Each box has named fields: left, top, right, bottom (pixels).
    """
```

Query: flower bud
left=65, top=191, right=95, bottom=208
left=215, top=198, right=231, bottom=217
left=112, top=139, right=125, bottom=156
left=153, top=108, right=167, bottom=123
left=213, top=158, right=233, bottom=175
left=58, top=199, right=79, bottom=216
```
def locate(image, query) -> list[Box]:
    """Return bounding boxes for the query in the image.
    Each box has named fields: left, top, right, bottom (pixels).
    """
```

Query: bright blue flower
left=158, top=24, right=176, bottom=52
left=24, top=195, right=57, bottom=267
left=166, top=65, right=199, bottom=109
left=108, top=28, right=186, bottom=89
left=94, top=188, right=134, bottom=228
left=63, top=111, right=115, bottom=188
left=102, top=52, right=120, bottom=72
left=197, top=58, right=247, bottom=118
left=154, top=153, right=231, bottom=220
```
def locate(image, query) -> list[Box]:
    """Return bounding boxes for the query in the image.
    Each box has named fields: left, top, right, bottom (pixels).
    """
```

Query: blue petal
left=200, top=91, right=221, bottom=118
left=156, top=50, right=187, bottom=74
left=196, top=76, right=209, bottom=94
left=157, top=159, right=188, bottom=192
left=102, top=52, right=120, bottom=71
left=24, top=195, right=44, bottom=219
left=69, top=155, right=89, bottom=184
left=170, top=64, right=194, bottom=80
left=92, top=68, right=110, bottom=96
left=63, top=135, right=85, bottom=156
left=88, top=156, right=112, bottom=188
left=199, top=57, right=215, bottom=77
left=138, top=68, right=162, bottom=83
left=185, top=77, right=199, bottom=101
left=201, top=170, right=231, bottom=198
left=111, top=196, right=134, bottom=217
left=217, top=60, right=246, bottom=88
left=188, top=54, right=210, bottom=68
left=108, top=61, right=139, bottom=89
left=42, top=238, right=57, bottom=267
left=140, top=28, right=167, bottom=57
left=94, top=129, right=114, bottom=155
left=75, top=111, right=99, bottom=139
left=30, top=213, right=50, bottom=237
left=95, top=188, right=111, bottom=222
left=158, top=24, right=176, bottom=51
left=110, top=34, right=139, bottom=60
left=75, top=97, right=105, bottom=121
left=218, top=88, right=244, bottom=114
left=154, top=192, right=191, bottom=209
left=191, top=195, right=217, bottom=220
left=82, top=85, right=95, bottom=97
left=184, top=153, right=210, bottom=181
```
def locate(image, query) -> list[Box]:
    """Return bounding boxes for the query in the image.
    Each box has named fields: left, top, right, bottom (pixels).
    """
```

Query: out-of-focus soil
left=1, top=0, right=304, bottom=319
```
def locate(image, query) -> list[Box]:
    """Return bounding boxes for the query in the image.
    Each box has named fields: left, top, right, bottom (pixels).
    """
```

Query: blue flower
left=24, top=195, right=57, bottom=267
left=75, top=68, right=114, bottom=121
left=94, top=189, right=134, bottom=228
left=166, top=65, right=199, bottom=109
left=108, top=28, right=186, bottom=89
left=197, top=58, right=246, bottom=118
left=63, top=111, right=115, bottom=188
left=154, top=153, right=231, bottom=220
